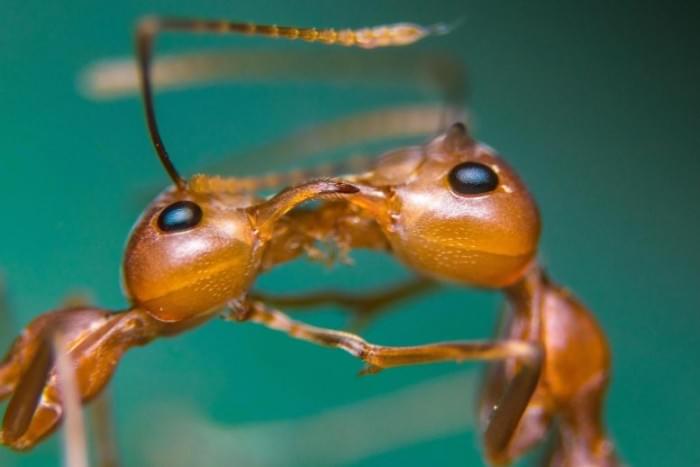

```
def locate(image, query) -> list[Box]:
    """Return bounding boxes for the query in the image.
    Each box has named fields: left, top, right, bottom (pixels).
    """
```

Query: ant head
left=122, top=176, right=259, bottom=323
left=370, top=123, right=541, bottom=288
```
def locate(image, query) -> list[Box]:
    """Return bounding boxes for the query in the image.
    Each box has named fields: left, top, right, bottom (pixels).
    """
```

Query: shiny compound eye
left=448, top=162, right=499, bottom=195
left=157, top=201, right=203, bottom=232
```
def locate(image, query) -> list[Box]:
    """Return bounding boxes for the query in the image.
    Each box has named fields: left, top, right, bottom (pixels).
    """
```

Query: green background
left=1, top=1, right=698, bottom=466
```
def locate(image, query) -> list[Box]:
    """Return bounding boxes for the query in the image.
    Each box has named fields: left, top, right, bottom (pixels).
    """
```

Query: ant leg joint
left=224, top=298, right=251, bottom=321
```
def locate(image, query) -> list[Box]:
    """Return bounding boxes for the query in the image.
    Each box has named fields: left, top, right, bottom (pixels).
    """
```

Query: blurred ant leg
left=1, top=332, right=53, bottom=439
left=60, top=292, right=93, bottom=309
left=205, top=104, right=467, bottom=186
left=537, top=427, right=563, bottom=467
left=0, top=309, right=114, bottom=447
left=482, top=371, right=548, bottom=465
left=251, top=277, right=437, bottom=331
left=0, top=307, right=161, bottom=450
left=0, top=277, right=17, bottom=350
left=0, top=291, right=95, bottom=402
left=2, top=330, right=90, bottom=465
left=476, top=310, right=554, bottom=465
left=90, top=391, right=120, bottom=467
left=549, top=373, right=618, bottom=467
left=0, top=276, right=5, bottom=311
left=478, top=307, right=511, bottom=422
left=0, top=311, right=55, bottom=402
left=140, top=104, right=458, bottom=204
left=56, top=292, right=120, bottom=465
left=480, top=277, right=552, bottom=465
left=53, top=333, right=89, bottom=467
left=85, top=33, right=466, bottom=107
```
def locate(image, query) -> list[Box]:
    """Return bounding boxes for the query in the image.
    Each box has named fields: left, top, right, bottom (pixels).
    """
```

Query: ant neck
left=503, top=262, right=546, bottom=323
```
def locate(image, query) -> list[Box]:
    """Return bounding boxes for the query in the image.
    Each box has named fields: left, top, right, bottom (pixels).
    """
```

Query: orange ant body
left=0, top=16, right=619, bottom=467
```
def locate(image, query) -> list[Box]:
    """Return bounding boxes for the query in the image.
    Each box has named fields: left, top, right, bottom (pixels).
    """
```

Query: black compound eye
left=448, top=162, right=499, bottom=195
left=157, top=201, right=203, bottom=232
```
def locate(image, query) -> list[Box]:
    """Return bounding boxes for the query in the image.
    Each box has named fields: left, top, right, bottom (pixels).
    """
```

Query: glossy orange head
left=122, top=177, right=260, bottom=323
left=125, top=28, right=362, bottom=323
left=356, top=123, right=541, bottom=288
left=121, top=174, right=356, bottom=323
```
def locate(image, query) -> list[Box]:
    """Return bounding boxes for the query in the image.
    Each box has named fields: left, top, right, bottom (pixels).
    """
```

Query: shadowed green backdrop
left=1, top=1, right=698, bottom=466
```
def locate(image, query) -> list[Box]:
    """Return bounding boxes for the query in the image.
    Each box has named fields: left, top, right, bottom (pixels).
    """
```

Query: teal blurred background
left=1, top=1, right=699, bottom=466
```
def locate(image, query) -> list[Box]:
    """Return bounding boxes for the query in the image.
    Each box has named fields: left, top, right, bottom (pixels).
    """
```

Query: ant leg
left=230, top=300, right=542, bottom=464
left=0, top=307, right=160, bottom=450
left=484, top=398, right=553, bottom=465
left=0, top=278, right=17, bottom=352
left=83, top=46, right=467, bottom=115
left=204, top=104, right=466, bottom=188
left=470, top=268, right=552, bottom=464
left=0, top=291, right=93, bottom=400
left=228, top=297, right=542, bottom=388
left=53, top=333, right=89, bottom=467
left=478, top=313, right=553, bottom=465
left=0, top=312, right=56, bottom=402
left=550, top=373, right=619, bottom=467
left=251, top=277, right=437, bottom=331
left=228, top=300, right=537, bottom=372
left=90, top=391, right=120, bottom=467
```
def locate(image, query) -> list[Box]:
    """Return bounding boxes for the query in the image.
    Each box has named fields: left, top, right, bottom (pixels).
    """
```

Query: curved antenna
left=134, top=16, right=448, bottom=190
left=136, top=19, right=185, bottom=189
